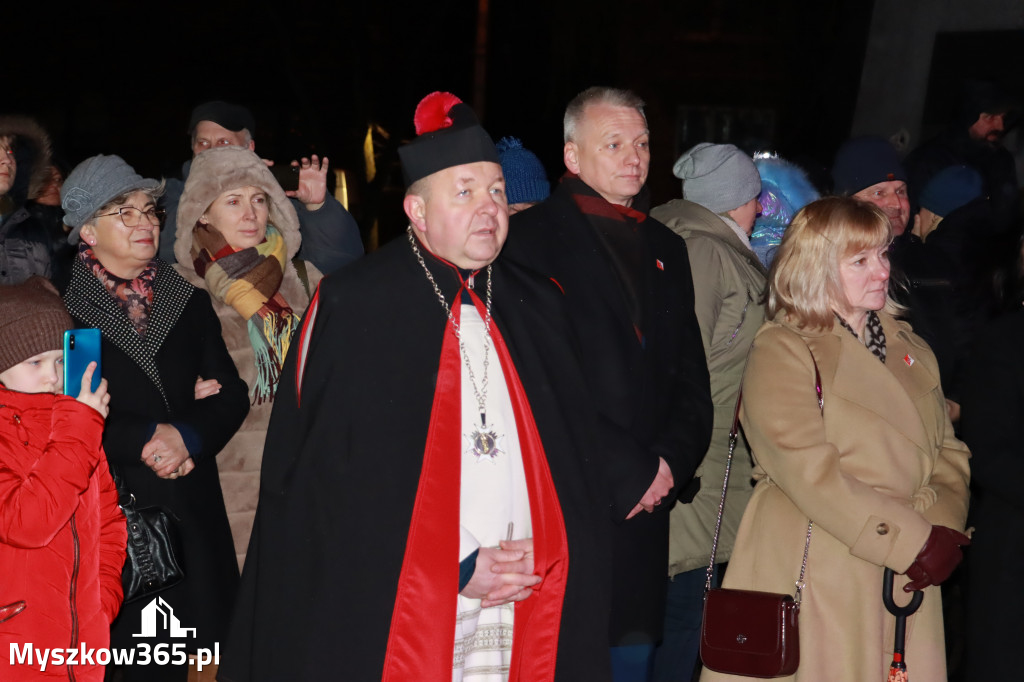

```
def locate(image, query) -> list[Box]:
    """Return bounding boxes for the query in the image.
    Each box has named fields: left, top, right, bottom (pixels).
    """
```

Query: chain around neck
left=407, top=227, right=494, bottom=423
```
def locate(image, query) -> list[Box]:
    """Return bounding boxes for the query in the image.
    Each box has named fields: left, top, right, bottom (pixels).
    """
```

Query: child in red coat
left=0, top=276, right=126, bottom=681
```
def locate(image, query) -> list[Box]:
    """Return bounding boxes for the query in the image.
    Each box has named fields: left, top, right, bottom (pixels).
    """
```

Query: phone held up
left=270, top=163, right=299, bottom=192
left=63, top=328, right=102, bottom=395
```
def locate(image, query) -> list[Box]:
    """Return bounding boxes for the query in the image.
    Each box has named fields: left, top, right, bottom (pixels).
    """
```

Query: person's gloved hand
left=903, top=525, right=970, bottom=592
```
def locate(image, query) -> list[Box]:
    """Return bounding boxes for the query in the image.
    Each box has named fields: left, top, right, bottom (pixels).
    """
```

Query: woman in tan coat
left=701, top=197, right=970, bottom=681
left=175, top=146, right=322, bottom=568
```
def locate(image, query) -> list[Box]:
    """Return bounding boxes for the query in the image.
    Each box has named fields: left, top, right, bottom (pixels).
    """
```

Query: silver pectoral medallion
left=466, top=417, right=503, bottom=463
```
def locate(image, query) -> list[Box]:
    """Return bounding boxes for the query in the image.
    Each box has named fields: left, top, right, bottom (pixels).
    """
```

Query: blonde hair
left=766, top=196, right=899, bottom=330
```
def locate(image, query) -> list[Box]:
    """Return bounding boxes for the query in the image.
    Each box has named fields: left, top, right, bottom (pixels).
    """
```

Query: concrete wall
left=851, top=0, right=1024, bottom=149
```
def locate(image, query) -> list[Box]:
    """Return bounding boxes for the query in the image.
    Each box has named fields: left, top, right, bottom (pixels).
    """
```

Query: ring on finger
left=154, top=455, right=162, bottom=464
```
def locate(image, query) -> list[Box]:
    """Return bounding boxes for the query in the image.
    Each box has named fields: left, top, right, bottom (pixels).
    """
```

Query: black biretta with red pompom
left=399, top=92, right=500, bottom=185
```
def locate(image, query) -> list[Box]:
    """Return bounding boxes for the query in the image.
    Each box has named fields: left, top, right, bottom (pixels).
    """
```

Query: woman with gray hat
left=174, top=145, right=322, bottom=570
left=650, top=143, right=766, bottom=681
left=61, top=154, right=249, bottom=681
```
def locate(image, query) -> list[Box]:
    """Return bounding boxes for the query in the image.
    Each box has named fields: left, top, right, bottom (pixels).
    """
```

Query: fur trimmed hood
left=0, top=116, right=53, bottom=205
left=174, top=146, right=301, bottom=270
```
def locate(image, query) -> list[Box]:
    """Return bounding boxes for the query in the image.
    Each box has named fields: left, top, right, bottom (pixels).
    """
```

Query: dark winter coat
left=503, top=181, right=713, bottom=644
left=219, top=237, right=613, bottom=681
left=0, top=387, right=126, bottom=681
left=960, top=308, right=1024, bottom=678
left=905, top=128, right=1019, bottom=241
left=64, top=258, right=249, bottom=659
left=0, top=206, right=60, bottom=286
left=0, top=116, right=70, bottom=288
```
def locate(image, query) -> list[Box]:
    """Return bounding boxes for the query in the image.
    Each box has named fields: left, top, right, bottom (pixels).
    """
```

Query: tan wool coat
left=650, top=199, right=766, bottom=575
left=174, top=147, right=323, bottom=569
left=701, top=312, right=970, bottom=682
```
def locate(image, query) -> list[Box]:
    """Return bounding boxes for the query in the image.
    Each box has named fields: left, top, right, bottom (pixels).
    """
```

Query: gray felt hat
left=674, top=143, right=761, bottom=214
left=61, top=154, right=160, bottom=243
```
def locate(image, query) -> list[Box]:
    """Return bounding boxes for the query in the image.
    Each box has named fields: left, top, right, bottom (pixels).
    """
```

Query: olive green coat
left=650, top=199, right=766, bottom=576
left=701, top=313, right=970, bottom=681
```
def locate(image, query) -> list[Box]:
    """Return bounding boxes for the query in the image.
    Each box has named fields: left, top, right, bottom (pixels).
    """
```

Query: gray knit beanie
left=674, top=143, right=761, bottom=214
left=61, top=154, right=160, bottom=244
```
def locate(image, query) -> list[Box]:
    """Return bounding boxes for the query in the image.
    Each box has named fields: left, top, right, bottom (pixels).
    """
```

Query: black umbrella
left=883, top=568, right=924, bottom=682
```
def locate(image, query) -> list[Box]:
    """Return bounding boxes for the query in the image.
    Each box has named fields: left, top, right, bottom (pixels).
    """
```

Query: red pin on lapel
left=655, top=259, right=664, bottom=271
left=904, top=354, right=914, bottom=367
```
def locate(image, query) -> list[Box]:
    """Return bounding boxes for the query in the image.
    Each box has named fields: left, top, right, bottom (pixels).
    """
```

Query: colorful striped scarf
left=191, top=223, right=297, bottom=403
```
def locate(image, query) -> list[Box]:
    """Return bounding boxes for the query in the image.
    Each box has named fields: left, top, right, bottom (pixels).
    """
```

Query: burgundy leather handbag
left=698, top=358, right=821, bottom=678
left=700, top=587, right=800, bottom=677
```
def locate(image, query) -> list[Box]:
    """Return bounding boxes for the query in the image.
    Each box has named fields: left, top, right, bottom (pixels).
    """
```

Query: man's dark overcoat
left=503, top=181, right=713, bottom=644
left=218, top=236, right=612, bottom=681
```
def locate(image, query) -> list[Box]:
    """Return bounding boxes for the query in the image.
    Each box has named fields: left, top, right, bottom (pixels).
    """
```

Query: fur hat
left=399, top=92, right=499, bottom=186
left=0, top=276, right=72, bottom=375
left=831, top=136, right=906, bottom=196
left=673, top=143, right=761, bottom=214
left=0, top=116, right=53, bottom=205
left=61, top=155, right=161, bottom=243
left=496, top=137, right=549, bottom=205
left=175, top=146, right=301, bottom=268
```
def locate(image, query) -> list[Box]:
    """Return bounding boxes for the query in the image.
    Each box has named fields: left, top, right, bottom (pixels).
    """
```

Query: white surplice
left=454, top=304, right=533, bottom=682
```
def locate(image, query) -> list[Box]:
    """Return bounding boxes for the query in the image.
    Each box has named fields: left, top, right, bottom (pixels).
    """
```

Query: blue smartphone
left=63, top=328, right=102, bottom=395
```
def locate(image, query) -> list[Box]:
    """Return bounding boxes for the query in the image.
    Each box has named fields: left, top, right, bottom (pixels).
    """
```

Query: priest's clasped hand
left=461, top=538, right=541, bottom=607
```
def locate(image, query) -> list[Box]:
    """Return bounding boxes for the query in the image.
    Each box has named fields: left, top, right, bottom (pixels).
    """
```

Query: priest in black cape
left=217, top=92, right=612, bottom=681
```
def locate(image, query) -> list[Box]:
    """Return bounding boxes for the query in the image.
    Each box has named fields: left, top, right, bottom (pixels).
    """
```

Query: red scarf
left=380, top=273, right=569, bottom=682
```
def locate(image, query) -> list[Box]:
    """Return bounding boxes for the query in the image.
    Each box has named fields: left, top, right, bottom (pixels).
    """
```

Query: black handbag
left=699, top=356, right=822, bottom=678
left=112, top=466, right=185, bottom=603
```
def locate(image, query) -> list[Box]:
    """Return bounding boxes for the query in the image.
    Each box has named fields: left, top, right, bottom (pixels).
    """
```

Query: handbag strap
left=705, top=350, right=823, bottom=605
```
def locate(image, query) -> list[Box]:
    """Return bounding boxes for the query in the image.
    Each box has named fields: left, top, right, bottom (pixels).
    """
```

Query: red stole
left=381, top=276, right=569, bottom=682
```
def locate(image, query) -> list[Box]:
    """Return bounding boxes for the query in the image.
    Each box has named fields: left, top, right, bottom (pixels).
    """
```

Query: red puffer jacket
left=0, top=387, right=126, bottom=681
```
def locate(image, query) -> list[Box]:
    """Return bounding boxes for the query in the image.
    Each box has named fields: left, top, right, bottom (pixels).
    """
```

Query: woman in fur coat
left=175, top=146, right=322, bottom=569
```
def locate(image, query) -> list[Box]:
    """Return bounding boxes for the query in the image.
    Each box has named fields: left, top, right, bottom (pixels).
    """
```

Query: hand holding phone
left=63, top=328, right=102, bottom=395
left=270, top=163, right=300, bottom=192
left=76, top=362, right=110, bottom=418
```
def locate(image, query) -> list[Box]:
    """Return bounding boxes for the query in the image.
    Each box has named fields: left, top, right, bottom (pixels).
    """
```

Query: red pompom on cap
left=414, top=92, right=463, bottom=135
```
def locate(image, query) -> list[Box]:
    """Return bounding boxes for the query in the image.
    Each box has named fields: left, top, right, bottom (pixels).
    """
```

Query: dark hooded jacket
left=0, top=117, right=72, bottom=289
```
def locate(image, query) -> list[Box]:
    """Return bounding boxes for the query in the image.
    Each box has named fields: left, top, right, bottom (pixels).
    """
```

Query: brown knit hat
left=0, top=276, right=73, bottom=374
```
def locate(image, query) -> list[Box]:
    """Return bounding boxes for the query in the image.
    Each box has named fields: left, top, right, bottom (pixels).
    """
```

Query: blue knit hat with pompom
left=496, top=137, right=550, bottom=205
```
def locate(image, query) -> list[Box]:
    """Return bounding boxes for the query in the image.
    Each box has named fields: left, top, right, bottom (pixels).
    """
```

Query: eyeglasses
left=96, top=206, right=166, bottom=228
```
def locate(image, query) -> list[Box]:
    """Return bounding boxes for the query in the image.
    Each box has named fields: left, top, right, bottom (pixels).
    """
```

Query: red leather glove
left=903, top=525, right=970, bottom=592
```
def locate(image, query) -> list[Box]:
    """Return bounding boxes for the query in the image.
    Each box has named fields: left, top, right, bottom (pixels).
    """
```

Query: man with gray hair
left=503, top=86, right=712, bottom=680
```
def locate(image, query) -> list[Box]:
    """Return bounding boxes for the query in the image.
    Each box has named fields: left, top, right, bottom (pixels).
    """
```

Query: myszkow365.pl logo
left=10, top=597, right=220, bottom=671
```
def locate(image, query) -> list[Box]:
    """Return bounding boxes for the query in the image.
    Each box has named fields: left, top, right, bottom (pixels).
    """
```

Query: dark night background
left=5, top=1, right=1019, bottom=248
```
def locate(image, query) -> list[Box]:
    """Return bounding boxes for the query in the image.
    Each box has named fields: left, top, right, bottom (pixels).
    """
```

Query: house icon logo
left=132, top=597, right=197, bottom=638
